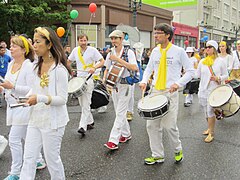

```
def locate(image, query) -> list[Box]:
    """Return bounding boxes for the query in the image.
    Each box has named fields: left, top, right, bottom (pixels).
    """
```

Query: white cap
left=206, top=40, right=218, bottom=50
left=109, top=30, right=124, bottom=38
left=185, top=47, right=194, bottom=53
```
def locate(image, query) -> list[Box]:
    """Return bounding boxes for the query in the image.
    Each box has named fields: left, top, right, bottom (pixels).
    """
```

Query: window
left=76, top=25, right=97, bottom=47
left=232, top=8, right=237, bottom=18
left=223, top=3, right=229, bottom=15
left=223, top=20, right=229, bottom=29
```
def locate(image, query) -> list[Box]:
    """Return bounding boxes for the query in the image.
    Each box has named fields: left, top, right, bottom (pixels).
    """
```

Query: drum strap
left=208, top=66, right=215, bottom=76
left=237, top=51, right=240, bottom=61
left=78, top=47, right=93, bottom=70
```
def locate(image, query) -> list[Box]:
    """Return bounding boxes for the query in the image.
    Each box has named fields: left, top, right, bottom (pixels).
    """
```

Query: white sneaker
left=36, top=159, right=47, bottom=170
left=0, top=136, right=8, bottom=156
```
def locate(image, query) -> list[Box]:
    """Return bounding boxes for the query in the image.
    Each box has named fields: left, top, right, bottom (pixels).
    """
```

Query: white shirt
left=218, top=54, right=239, bottom=72
left=141, top=44, right=195, bottom=88
left=196, top=57, right=228, bottom=98
left=68, top=46, right=103, bottom=77
left=104, top=46, right=137, bottom=78
left=232, top=50, right=240, bottom=69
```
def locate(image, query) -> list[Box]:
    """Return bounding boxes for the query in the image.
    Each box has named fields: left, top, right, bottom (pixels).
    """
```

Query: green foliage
left=0, top=0, right=71, bottom=43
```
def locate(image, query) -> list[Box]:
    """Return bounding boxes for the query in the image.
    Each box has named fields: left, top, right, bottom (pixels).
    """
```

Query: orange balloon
left=57, top=27, right=65, bottom=38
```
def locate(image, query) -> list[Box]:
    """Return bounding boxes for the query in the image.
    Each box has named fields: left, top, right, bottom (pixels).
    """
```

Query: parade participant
left=184, top=47, right=198, bottom=107
left=139, top=23, right=194, bottom=165
left=232, top=40, right=240, bottom=63
left=18, top=27, right=71, bottom=179
left=218, top=41, right=239, bottom=75
left=196, top=40, right=228, bottom=143
left=68, top=34, right=104, bottom=136
left=103, top=30, right=138, bottom=150
left=0, top=41, right=12, bottom=59
left=0, top=35, right=47, bottom=180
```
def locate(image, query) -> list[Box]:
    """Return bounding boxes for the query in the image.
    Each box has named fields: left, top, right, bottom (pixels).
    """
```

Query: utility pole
left=234, top=26, right=240, bottom=40
left=128, top=0, right=142, bottom=27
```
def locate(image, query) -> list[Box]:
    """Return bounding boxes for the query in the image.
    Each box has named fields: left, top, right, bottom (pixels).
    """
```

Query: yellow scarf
left=78, top=47, right=93, bottom=70
left=155, top=42, right=172, bottom=90
left=202, top=55, right=216, bottom=66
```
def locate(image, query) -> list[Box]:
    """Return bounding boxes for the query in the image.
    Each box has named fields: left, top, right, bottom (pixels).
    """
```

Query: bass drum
left=91, top=80, right=110, bottom=109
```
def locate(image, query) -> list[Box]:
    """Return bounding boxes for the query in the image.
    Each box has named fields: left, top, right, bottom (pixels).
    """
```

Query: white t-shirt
left=232, top=50, right=240, bottom=69
left=218, top=54, right=239, bottom=72
left=68, top=46, right=103, bottom=77
left=104, top=47, right=137, bottom=78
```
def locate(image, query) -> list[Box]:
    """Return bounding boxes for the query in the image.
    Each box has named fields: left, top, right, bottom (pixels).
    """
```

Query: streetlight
left=128, top=0, right=142, bottom=27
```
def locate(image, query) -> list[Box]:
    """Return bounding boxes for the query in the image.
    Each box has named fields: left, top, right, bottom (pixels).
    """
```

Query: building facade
left=70, top=0, right=172, bottom=49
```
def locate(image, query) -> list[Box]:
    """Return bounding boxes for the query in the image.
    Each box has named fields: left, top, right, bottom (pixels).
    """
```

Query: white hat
left=109, top=30, right=124, bottom=38
left=206, top=40, right=218, bottom=50
left=185, top=47, right=194, bottom=53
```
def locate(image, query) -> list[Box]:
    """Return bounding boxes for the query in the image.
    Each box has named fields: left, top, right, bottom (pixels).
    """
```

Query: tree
left=0, top=0, right=71, bottom=43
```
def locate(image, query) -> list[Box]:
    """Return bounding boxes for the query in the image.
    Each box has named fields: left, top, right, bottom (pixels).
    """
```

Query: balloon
left=70, top=10, right=79, bottom=19
left=200, top=38, right=204, bottom=42
left=204, top=35, right=208, bottom=41
left=184, top=40, right=189, bottom=45
left=203, top=28, right=207, bottom=33
left=89, top=3, right=97, bottom=13
left=57, top=27, right=65, bottom=38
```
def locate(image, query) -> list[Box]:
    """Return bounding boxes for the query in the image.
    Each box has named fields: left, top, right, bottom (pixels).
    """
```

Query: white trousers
left=78, top=79, right=94, bottom=130
left=9, top=125, right=44, bottom=176
left=20, top=126, right=65, bottom=180
left=185, top=94, right=193, bottom=103
left=109, top=84, right=131, bottom=145
left=127, top=84, right=135, bottom=113
left=146, top=91, right=182, bottom=158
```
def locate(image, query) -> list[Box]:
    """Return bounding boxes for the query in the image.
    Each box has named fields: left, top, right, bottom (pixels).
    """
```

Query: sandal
left=202, top=129, right=209, bottom=135
left=204, top=133, right=214, bottom=143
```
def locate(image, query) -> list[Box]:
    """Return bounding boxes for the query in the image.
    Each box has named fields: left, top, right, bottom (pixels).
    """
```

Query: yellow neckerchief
left=155, top=42, right=172, bottom=90
left=77, top=47, right=93, bottom=70
left=202, top=55, right=216, bottom=66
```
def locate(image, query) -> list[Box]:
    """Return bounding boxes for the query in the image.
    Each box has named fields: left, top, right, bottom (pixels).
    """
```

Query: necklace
left=40, top=72, right=49, bottom=88
left=0, top=56, right=4, bottom=69
left=11, top=63, right=22, bottom=74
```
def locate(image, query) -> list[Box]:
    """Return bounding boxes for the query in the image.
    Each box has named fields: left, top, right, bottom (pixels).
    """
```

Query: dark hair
left=154, top=23, right=174, bottom=41
left=77, top=34, right=88, bottom=41
left=218, top=43, right=231, bottom=55
left=34, top=27, right=71, bottom=75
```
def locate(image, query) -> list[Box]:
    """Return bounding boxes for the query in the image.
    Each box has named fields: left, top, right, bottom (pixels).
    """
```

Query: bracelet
left=45, top=95, right=52, bottom=105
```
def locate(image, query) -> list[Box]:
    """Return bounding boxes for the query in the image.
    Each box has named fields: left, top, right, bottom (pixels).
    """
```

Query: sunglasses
left=205, top=46, right=214, bottom=49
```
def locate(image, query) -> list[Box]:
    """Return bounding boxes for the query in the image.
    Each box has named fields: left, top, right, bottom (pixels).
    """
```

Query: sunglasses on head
left=205, top=46, right=214, bottom=49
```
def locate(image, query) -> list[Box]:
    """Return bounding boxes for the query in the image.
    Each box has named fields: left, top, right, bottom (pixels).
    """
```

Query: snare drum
left=138, top=94, right=170, bottom=120
left=208, top=85, right=240, bottom=117
left=106, top=63, right=125, bottom=89
left=68, top=77, right=87, bottom=97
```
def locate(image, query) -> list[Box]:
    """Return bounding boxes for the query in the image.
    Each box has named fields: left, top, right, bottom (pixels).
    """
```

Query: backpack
left=121, top=45, right=143, bottom=85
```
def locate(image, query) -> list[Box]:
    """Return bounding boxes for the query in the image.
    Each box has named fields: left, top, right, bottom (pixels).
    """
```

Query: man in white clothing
left=68, top=34, right=104, bottom=136
left=139, top=23, right=194, bottom=165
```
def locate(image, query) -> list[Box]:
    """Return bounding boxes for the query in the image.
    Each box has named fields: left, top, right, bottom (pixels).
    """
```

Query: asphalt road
left=1, top=88, right=240, bottom=180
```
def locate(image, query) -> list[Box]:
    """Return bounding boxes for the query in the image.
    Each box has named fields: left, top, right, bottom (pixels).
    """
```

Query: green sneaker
left=144, top=156, right=164, bottom=165
left=175, top=150, right=183, bottom=163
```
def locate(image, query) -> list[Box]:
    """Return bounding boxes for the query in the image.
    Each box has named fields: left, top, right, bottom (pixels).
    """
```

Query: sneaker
left=4, top=175, right=19, bottom=180
left=144, top=156, right=164, bottom=165
left=184, top=102, right=191, bottom=107
left=97, top=106, right=107, bottom=113
left=87, top=123, right=94, bottom=130
left=104, top=142, right=118, bottom=150
left=119, top=135, right=132, bottom=143
left=77, top=128, right=86, bottom=136
left=36, top=160, right=47, bottom=170
left=0, top=136, right=8, bottom=156
left=175, top=150, right=183, bottom=163
left=204, top=133, right=214, bottom=143
left=127, top=112, right=133, bottom=121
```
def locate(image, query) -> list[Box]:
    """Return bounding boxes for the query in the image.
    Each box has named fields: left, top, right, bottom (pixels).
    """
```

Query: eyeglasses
left=205, top=46, right=214, bottom=49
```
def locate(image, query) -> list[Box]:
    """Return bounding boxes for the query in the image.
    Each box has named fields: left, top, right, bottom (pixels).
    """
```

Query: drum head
left=68, top=77, right=85, bottom=93
left=138, top=94, right=168, bottom=110
left=208, top=85, right=233, bottom=107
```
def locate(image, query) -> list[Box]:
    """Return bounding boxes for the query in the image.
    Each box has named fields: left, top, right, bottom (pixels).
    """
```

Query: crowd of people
left=0, top=23, right=240, bottom=179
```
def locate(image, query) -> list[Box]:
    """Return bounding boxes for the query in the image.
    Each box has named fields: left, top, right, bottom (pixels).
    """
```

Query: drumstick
left=149, top=89, right=170, bottom=98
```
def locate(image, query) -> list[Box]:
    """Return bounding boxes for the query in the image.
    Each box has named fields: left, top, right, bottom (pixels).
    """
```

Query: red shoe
left=104, top=142, right=118, bottom=150
left=119, top=135, right=132, bottom=143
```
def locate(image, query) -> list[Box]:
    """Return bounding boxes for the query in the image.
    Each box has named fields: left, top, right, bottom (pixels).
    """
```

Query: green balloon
left=70, top=10, right=79, bottom=19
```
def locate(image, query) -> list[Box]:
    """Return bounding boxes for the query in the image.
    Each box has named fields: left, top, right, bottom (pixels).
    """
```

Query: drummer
left=139, top=23, right=194, bottom=165
left=230, top=40, right=240, bottom=80
left=196, top=40, right=228, bottom=143
left=68, top=34, right=104, bottom=136
left=184, top=47, right=198, bottom=107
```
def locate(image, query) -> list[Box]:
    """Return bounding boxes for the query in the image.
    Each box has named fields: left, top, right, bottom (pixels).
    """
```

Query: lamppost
left=234, top=25, right=240, bottom=40
left=128, top=0, right=142, bottom=27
